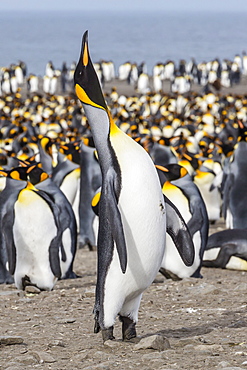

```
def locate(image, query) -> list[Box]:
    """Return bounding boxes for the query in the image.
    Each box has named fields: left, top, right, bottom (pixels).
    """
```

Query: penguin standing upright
left=222, top=130, right=247, bottom=228
left=74, top=31, right=194, bottom=342
left=0, top=162, right=77, bottom=290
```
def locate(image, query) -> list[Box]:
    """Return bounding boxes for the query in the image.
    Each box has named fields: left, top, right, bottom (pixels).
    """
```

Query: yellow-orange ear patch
left=75, top=84, right=105, bottom=111
left=10, top=170, right=21, bottom=180
left=40, top=172, right=49, bottom=182
left=92, top=191, right=101, bottom=207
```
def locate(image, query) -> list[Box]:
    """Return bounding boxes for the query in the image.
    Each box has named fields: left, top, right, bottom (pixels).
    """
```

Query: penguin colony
left=1, top=50, right=247, bottom=96
left=1, top=33, right=247, bottom=340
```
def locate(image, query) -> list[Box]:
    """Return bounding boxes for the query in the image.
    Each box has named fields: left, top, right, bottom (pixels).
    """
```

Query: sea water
left=0, top=10, right=246, bottom=76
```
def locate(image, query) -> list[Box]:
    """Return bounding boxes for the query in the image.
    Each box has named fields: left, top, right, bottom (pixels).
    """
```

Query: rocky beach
left=1, top=218, right=247, bottom=370
left=0, top=68, right=247, bottom=370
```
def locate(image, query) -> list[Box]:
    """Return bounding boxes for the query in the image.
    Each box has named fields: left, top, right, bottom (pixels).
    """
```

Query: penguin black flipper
left=164, top=195, right=194, bottom=266
left=101, top=169, right=127, bottom=273
left=37, top=180, right=78, bottom=279
left=91, top=180, right=127, bottom=273
left=222, top=173, right=234, bottom=220
left=2, top=210, right=16, bottom=275
left=181, top=190, right=204, bottom=236
left=0, top=178, right=26, bottom=276
left=93, top=172, right=127, bottom=332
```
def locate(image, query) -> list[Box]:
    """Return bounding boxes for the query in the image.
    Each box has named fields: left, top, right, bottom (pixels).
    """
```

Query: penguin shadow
left=144, top=307, right=247, bottom=340
left=55, top=273, right=96, bottom=290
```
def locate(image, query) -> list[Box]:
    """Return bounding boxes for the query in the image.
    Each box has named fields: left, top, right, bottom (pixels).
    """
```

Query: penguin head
left=0, top=167, right=27, bottom=181
left=74, top=30, right=107, bottom=111
left=58, top=141, right=81, bottom=165
left=25, top=164, right=49, bottom=185
left=0, top=159, right=49, bottom=185
left=156, top=163, right=188, bottom=182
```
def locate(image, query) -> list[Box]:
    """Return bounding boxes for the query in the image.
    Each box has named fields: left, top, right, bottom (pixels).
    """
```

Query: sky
left=1, top=0, right=247, bottom=12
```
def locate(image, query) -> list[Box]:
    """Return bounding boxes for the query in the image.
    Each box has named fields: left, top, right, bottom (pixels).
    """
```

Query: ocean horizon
left=0, top=9, right=247, bottom=76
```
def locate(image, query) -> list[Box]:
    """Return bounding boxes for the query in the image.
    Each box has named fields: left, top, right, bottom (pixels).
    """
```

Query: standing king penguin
left=0, top=162, right=77, bottom=291
left=74, top=31, right=194, bottom=342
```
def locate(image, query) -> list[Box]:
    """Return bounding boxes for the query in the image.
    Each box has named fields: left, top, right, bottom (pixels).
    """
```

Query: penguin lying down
left=0, top=161, right=77, bottom=290
left=203, top=229, right=247, bottom=270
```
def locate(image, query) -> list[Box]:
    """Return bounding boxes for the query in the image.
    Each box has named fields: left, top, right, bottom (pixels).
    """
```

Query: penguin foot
left=119, top=315, right=137, bottom=341
left=62, top=270, right=80, bottom=279
left=94, top=319, right=115, bottom=342
left=102, top=326, right=115, bottom=342
left=159, top=268, right=182, bottom=281
left=0, top=274, right=14, bottom=284
left=78, top=238, right=97, bottom=251
left=22, top=275, right=36, bottom=290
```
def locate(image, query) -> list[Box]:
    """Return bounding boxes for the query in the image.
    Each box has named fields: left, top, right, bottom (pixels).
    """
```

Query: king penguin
left=0, top=162, right=77, bottom=290
left=203, top=229, right=247, bottom=271
left=157, top=164, right=209, bottom=279
left=74, top=31, right=194, bottom=342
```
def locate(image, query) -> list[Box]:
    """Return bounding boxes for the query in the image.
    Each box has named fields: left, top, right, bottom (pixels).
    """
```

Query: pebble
left=48, top=339, right=66, bottom=347
left=220, top=368, right=245, bottom=370
left=19, top=355, right=38, bottom=365
left=134, top=334, right=170, bottom=352
left=0, top=335, right=24, bottom=345
left=141, top=352, right=163, bottom=361
left=217, top=362, right=231, bottom=368
left=188, top=282, right=220, bottom=295
left=104, top=340, right=122, bottom=349
left=194, top=344, right=224, bottom=353
left=234, top=283, right=247, bottom=291
left=174, top=336, right=201, bottom=347
left=83, top=287, right=95, bottom=298
left=31, top=350, right=56, bottom=363
left=82, top=361, right=115, bottom=369
left=24, top=285, right=41, bottom=294
left=55, top=317, right=76, bottom=324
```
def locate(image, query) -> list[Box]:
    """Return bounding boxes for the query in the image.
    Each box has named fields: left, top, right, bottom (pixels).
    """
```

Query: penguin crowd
left=1, top=33, right=247, bottom=341
left=1, top=50, right=247, bottom=97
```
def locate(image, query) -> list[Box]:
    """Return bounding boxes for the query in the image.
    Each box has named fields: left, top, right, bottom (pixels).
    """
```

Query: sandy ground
left=1, top=219, right=247, bottom=370
left=1, top=77, right=247, bottom=369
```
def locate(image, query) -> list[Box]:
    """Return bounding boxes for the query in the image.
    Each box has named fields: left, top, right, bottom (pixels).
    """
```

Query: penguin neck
left=83, top=104, right=120, bottom=175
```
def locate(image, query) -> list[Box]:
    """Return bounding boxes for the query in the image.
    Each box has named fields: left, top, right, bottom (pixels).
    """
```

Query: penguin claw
left=78, top=240, right=97, bottom=251
left=102, top=327, right=115, bottom=342
left=119, top=315, right=137, bottom=341
left=94, top=318, right=115, bottom=341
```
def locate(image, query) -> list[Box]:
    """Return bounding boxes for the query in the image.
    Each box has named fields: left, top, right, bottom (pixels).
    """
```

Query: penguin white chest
left=110, top=132, right=166, bottom=279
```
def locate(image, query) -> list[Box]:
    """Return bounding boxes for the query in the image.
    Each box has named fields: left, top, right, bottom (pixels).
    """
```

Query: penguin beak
left=82, top=31, right=89, bottom=67
left=74, top=30, right=107, bottom=111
